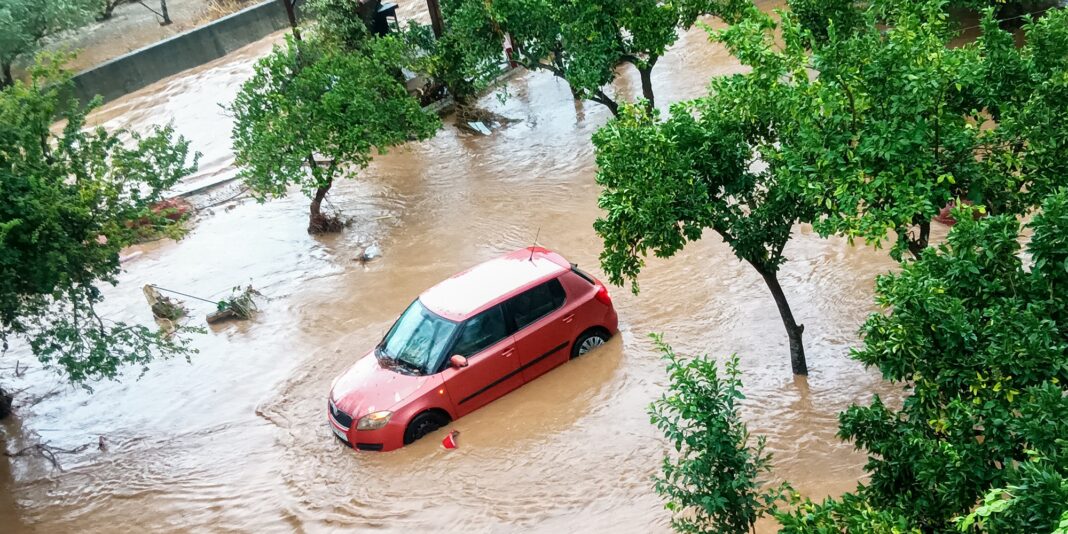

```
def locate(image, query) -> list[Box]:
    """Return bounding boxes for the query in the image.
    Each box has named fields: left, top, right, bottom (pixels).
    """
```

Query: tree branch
left=589, top=89, right=621, bottom=116
left=835, top=75, right=859, bottom=140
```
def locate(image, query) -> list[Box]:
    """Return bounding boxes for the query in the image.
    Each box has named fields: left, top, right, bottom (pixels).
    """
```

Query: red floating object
left=442, top=430, right=459, bottom=450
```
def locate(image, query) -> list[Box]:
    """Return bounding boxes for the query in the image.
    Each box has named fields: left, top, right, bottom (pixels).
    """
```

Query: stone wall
left=72, top=0, right=300, bottom=104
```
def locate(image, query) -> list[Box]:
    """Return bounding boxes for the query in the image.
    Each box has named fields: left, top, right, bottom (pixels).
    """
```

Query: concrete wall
left=72, top=1, right=300, bottom=105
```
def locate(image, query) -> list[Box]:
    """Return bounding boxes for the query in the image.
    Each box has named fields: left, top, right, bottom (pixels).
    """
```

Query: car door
left=506, top=277, right=576, bottom=383
left=440, top=304, right=521, bottom=418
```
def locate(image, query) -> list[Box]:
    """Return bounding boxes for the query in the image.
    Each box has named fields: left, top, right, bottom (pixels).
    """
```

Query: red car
left=327, top=247, right=618, bottom=452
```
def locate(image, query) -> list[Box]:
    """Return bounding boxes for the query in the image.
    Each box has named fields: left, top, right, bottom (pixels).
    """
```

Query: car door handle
left=502, top=348, right=515, bottom=358
left=562, top=314, right=575, bottom=323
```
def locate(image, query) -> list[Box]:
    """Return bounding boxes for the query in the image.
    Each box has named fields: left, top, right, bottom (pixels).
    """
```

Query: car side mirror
left=450, top=355, right=469, bottom=369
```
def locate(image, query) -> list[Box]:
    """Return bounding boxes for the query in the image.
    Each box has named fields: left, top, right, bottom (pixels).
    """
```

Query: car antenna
left=529, top=227, right=541, bottom=262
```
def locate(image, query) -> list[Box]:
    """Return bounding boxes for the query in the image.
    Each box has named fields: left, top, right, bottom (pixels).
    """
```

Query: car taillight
left=594, top=283, right=612, bottom=306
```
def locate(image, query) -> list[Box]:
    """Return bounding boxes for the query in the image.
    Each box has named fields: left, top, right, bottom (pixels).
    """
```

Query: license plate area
left=332, top=424, right=349, bottom=443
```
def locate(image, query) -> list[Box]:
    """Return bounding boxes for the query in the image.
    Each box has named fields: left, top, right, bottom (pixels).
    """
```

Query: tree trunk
left=589, top=89, right=620, bottom=117
left=754, top=264, right=808, bottom=375
left=427, top=0, right=444, bottom=39
left=0, top=387, right=12, bottom=420
left=159, top=0, right=172, bottom=25
left=906, top=219, right=931, bottom=260
left=98, top=0, right=119, bottom=21
left=601, top=98, right=620, bottom=117
left=282, top=0, right=302, bottom=41
left=308, top=179, right=337, bottom=234
left=1, top=62, right=12, bottom=89
left=638, top=65, right=655, bottom=110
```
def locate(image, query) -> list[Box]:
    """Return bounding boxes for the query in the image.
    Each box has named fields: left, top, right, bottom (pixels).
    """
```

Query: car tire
left=571, top=329, right=609, bottom=358
left=403, top=411, right=449, bottom=445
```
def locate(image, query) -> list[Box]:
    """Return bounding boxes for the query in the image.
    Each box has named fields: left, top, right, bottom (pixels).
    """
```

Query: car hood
left=330, top=352, right=431, bottom=420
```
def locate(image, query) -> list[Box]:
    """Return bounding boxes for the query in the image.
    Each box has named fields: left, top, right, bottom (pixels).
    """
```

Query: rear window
left=508, top=278, right=566, bottom=331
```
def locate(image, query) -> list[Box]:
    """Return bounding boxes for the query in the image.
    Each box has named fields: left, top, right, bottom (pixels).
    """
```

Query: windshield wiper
left=392, top=357, right=424, bottom=375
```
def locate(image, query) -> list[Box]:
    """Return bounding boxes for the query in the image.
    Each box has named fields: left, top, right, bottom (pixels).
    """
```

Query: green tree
left=777, top=3, right=1068, bottom=259
left=0, top=0, right=97, bottom=87
left=308, top=1, right=489, bottom=106
left=650, top=334, right=789, bottom=533
left=594, top=11, right=816, bottom=375
left=305, top=0, right=385, bottom=51
left=408, top=6, right=505, bottom=105
left=775, top=191, right=1068, bottom=532
left=229, top=37, right=440, bottom=233
left=957, top=454, right=1068, bottom=533
left=438, top=0, right=749, bottom=115
left=0, top=66, right=200, bottom=396
left=649, top=193, right=1068, bottom=534
left=786, top=0, right=861, bottom=44
left=598, top=2, right=1068, bottom=375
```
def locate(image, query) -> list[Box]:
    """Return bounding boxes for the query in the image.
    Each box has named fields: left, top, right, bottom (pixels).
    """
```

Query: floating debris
left=442, top=429, right=460, bottom=450
left=120, top=250, right=144, bottom=263
left=355, top=242, right=381, bottom=264
left=143, top=286, right=186, bottom=326
left=455, top=106, right=520, bottom=135
left=466, top=121, right=492, bottom=135
left=207, top=285, right=263, bottom=324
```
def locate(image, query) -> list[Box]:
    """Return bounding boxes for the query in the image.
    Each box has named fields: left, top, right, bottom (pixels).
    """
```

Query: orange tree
left=651, top=193, right=1068, bottom=533
left=230, top=36, right=439, bottom=233
left=433, top=0, right=749, bottom=115
left=777, top=192, right=1068, bottom=532
left=593, top=9, right=816, bottom=375
left=0, top=67, right=199, bottom=400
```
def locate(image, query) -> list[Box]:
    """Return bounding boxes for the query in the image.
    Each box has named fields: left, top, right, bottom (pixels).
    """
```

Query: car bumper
left=605, top=306, right=620, bottom=335
left=328, top=411, right=405, bottom=452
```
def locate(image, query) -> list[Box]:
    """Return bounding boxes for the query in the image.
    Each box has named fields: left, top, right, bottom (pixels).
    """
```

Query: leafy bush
left=787, top=0, right=862, bottom=44
left=0, top=64, right=200, bottom=383
left=649, top=334, right=790, bottom=534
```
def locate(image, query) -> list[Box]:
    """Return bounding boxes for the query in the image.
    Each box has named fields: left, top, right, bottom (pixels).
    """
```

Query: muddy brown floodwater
left=1, top=1, right=906, bottom=532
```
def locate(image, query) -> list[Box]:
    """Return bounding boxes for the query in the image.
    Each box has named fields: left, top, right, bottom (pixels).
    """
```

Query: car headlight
left=356, top=410, right=393, bottom=431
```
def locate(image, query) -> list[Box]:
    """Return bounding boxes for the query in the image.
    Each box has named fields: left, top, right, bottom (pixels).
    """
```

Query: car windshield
left=377, top=299, right=458, bottom=375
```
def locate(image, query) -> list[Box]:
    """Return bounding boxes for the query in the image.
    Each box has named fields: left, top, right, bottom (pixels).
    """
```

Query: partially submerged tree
left=650, top=334, right=789, bottom=533
left=402, top=8, right=505, bottom=105
left=778, top=3, right=1068, bottom=259
left=0, top=66, right=200, bottom=396
left=650, top=192, right=1068, bottom=533
left=438, top=0, right=749, bottom=115
left=0, top=0, right=96, bottom=87
left=594, top=11, right=815, bottom=375
left=597, top=2, right=1068, bottom=376
left=230, top=37, right=440, bottom=233
left=776, top=192, right=1068, bottom=532
left=306, top=0, right=381, bottom=50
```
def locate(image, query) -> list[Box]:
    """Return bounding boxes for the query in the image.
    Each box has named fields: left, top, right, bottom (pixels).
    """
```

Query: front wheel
left=403, top=411, right=449, bottom=445
left=571, top=329, right=609, bottom=358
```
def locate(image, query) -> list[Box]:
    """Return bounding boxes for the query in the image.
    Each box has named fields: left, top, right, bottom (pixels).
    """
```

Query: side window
left=509, top=279, right=566, bottom=331
left=452, top=305, right=508, bottom=357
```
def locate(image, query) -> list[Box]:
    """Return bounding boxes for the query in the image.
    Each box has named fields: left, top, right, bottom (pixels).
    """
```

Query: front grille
left=356, top=443, right=384, bottom=451
left=329, top=400, right=353, bottom=428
